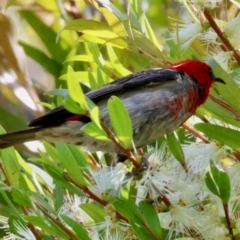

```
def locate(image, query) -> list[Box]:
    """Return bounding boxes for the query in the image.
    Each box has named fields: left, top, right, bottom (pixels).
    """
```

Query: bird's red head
left=170, top=59, right=221, bottom=104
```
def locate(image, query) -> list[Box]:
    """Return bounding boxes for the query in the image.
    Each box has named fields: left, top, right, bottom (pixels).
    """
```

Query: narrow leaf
left=80, top=203, right=105, bottom=223
left=81, top=122, right=110, bottom=141
left=56, top=143, right=85, bottom=186
left=195, top=123, right=240, bottom=151
left=67, top=65, right=87, bottom=110
left=61, top=215, right=90, bottom=240
left=139, top=201, right=163, bottom=239
left=205, top=171, right=219, bottom=196
left=166, top=132, right=185, bottom=164
left=108, top=96, right=133, bottom=148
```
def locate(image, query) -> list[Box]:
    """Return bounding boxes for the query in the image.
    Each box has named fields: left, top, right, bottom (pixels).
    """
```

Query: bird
left=0, top=59, right=224, bottom=152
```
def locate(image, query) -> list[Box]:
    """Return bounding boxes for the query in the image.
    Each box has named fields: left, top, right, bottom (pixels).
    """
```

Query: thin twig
left=209, top=95, right=240, bottom=121
left=35, top=203, right=78, bottom=240
left=137, top=47, right=169, bottom=68
left=182, top=123, right=210, bottom=143
left=65, top=173, right=129, bottom=223
left=223, top=203, right=235, bottom=240
left=100, top=119, right=141, bottom=169
left=203, top=8, right=240, bottom=66
left=21, top=207, right=41, bottom=240
left=151, top=183, right=171, bottom=207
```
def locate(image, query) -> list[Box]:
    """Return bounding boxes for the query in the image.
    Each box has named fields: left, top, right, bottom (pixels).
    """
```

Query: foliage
left=0, top=0, right=240, bottom=239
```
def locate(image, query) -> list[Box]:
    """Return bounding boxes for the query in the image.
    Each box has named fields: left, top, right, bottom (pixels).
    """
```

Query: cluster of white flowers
left=0, top=216, right=35, bottom=240
left=172, top=0, right=240, bottom=73
left=135, top=142, right=239, bottom=239
left=88, top=163, right=128, bottom=200
left=1, top=141, right=239, bottom=239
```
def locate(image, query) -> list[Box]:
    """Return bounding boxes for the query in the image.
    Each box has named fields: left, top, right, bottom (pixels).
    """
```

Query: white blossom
left=188, top=0, right=222, bottom=9
left=89, top=163, right=128, bottom=200
left=0, top=217, right=35, bottom=240
left=172, top=22, right=202, bottom=50
left=224, top=13, right=240, bottom=49
left=59, top=193, right=92, bottom=224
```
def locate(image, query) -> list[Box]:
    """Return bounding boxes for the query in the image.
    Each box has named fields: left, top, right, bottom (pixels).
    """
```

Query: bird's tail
left=0, top=127, right=42, bottom=149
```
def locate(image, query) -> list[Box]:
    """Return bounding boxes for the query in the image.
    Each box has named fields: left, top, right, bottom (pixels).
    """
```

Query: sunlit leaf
left=108, top=96, right=133, bottom=148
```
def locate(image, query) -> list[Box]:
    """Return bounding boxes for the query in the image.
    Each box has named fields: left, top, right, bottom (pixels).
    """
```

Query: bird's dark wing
left=86, top=69, right=179, bottom=101
left=29, top=69, right=180, bottom=127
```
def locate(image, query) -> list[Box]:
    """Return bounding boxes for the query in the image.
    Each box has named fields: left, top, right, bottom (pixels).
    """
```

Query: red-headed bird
left=0, top=60, right=224, bottom=152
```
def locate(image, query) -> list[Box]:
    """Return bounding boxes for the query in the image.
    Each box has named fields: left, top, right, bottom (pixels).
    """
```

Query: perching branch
left=100, top=119, right=141, bottom=169
left=182, top=123, right=210, bottom=143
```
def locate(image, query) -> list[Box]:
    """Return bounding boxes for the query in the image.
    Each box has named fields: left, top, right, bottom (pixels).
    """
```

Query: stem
left=151, top=183, right=171, bottom=207
left=209, top=95, right=240, bottom=121
left=137, top=47, right=169, bottom=68
left=21, top=207, right=41, bottom=240
left=100, top=119, right=141, bottom=169
left=223, top=203, right=235, bottom=240
left=65, top=173, right=129, bottom=223
left=203, top=8, right=240, bottom=66
left=182, top=123, right=210, bottom=143
left=36, top=203, right=78, bottom=240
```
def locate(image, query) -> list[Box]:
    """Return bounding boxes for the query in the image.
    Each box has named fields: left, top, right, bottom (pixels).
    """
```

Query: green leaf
left=139, top=201, right=163, bottom=239
left=9, top=215, right=28, bottom=237
left=19, top=42, right=62, bottom=77
left=20, top=10, right=68, bottom=63
left=11, top=189, right=31, bottom=206
left=67, top=65, right=87, bottom=110
left=32, top=192, right=55, bottom=214
left=79, top=34, right=125, bottom=49
left=107, top=45, right=131, bottom=77
left=45, top=89, right=69, bottom=98
left=81, top=122, right=110, bottom=141
left=53, top=184, right=64, bottom=211
left=130, top=218, right=156, bottom=240
left=63, top=96, right=85, bottom=114
left=59, top=71, right=97, bottom=83
left=113, top=199, right=143, bottom=226
left=80, top=203, right=105, bottom=223
left=218, top=171, right=231, bottom=204
left=108, top=96, right=133, bottom=148
left=61, top=214, right=91, bottom=240
left=205, top=171, right=219, bottom=196
left=67, top=145, right=89, bottom=168
left=101, top=7, right=127, bottom=37
left=143, top=15, right=159, bottom=48
left=98, top=1, right=126, bottom=21
left=43, top=164, right=83, bottom=195
left=194, top=123, right=240, bottom=151
left=131, top=29, right=164, bottom=59
left=56, top=143, right=85, bottom=186
left=88, top=68, right=98, bottom=90
left=0, top=106, right=27, bottom=130
left=1, top=148, right=21, bottom=186
left=166, top=132, right=184, bottom=164
left=209, top=160, right=219, bottom=184
left=208, top=59, right=240, bottom=112
left=65, top=54, right=94, bottom=63
left=89, top=106, right=102, bottom=130
left=43, top=142, right=59, bottom=160
left=62, top=19, right=126, bottom=47
left=205, top=161, right=231, bottom=204
left=25, top=215, right=69, bottom=239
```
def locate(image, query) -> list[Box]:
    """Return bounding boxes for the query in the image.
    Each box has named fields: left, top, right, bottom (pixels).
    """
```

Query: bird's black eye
left=209, top=69, right=214, bottom=78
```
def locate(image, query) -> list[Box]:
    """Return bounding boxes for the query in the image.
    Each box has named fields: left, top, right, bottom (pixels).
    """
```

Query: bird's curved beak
left=214, top=76, right=225, bottom=84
